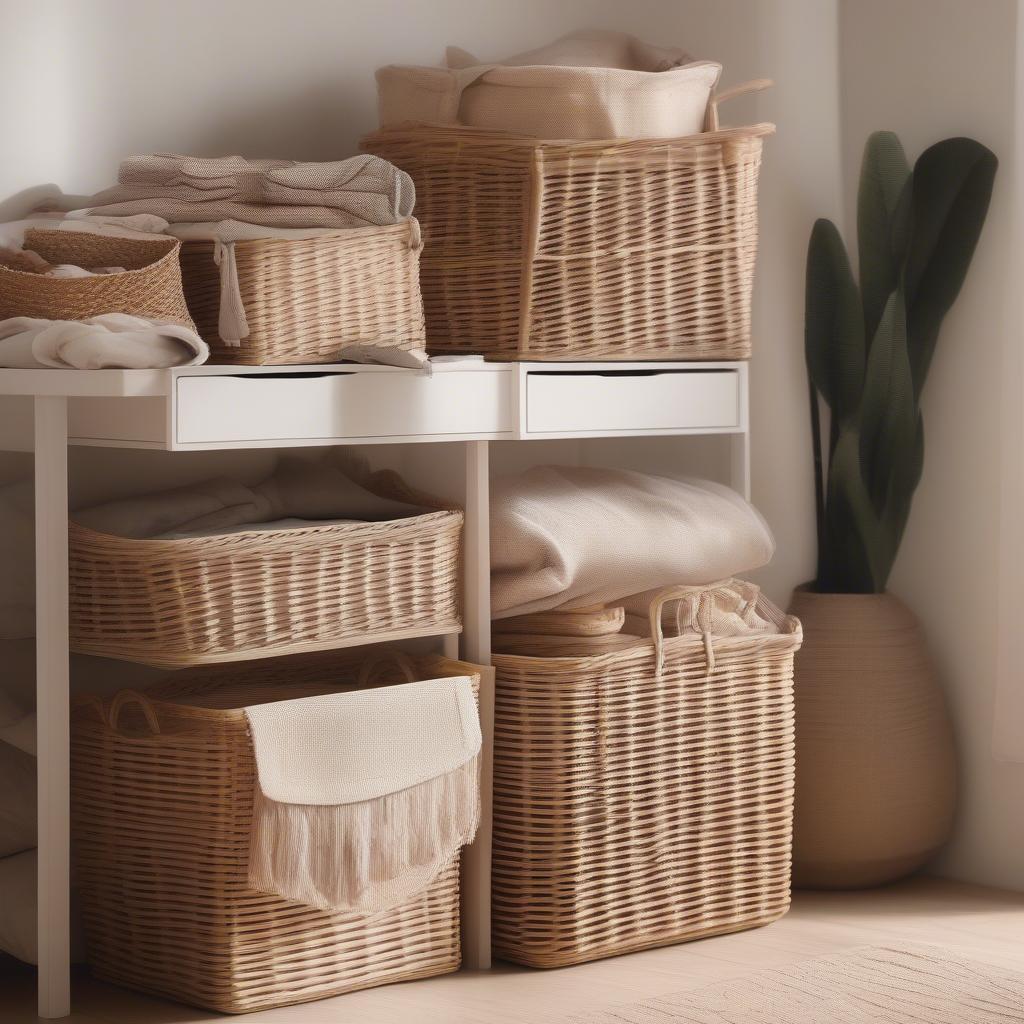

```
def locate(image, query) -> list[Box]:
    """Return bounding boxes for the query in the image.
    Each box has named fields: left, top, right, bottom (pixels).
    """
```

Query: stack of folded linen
left=489, top=465, right=779, bottom=658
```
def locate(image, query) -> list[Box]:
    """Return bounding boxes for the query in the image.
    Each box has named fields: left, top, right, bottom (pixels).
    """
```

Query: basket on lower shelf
left=68, top=470, right=462, bottom=668
left=363, top=101, right=773, bottom=361
left=178, top=219, right=426, bottom=365
left=71, top=648, right=483, bottom=1013
left=491, top=587, right=801, bottom=968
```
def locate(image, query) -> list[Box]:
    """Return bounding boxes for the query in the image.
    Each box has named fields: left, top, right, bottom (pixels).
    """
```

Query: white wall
left=839, top=0, right=1024, bottom=891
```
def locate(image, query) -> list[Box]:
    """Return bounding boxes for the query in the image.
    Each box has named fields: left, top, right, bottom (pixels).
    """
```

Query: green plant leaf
left=874, top=414, right=925, bottom=589
left=858, top=131, right=911, bottom=345
left=903, top=137, right=997, bottom=397
left=821, top=427, right=880, bottom=593
left=859, top=290, right=917, bottom=514
left=805, top=219, right=866, bottom=423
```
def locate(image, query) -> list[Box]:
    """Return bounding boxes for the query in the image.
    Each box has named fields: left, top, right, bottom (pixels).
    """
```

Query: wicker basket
left=0, top=229, right=195, bottom=327
left=178, top=219, right=426, bottom=365
left=363, top=101, right=773, bottom=361
left=71, top=648, right=481, bottom=1013
left=68, top=470, right=461, bottom=668
left=491, top=587, right=801, bottom=968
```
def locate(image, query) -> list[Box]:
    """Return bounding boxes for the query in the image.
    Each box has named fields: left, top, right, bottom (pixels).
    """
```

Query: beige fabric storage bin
left=178, top=219, right=426, bottom=365
left=491, top=589, right=801, bottom=968
left=376, top=60, right=721, bottom=141
left=71, top=649, right=482, bottom=1013
left=364, top=90, right=772, bottom=361
left=68, top=471, right=462, bottom=668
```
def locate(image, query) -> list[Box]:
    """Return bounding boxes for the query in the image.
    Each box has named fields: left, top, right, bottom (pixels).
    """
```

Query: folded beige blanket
left=84, top=153, right=415, bottom=229
left=245, top=676, right=481, bottom=913
left=490, top=466, right=774, bottom=619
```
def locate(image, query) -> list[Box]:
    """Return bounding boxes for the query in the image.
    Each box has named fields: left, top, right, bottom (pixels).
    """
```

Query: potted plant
left=791, top=131, right=997, bottom=888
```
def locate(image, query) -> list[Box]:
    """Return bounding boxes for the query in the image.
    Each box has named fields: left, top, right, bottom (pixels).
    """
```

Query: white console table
left=0, top=359, right=749, bottom=1018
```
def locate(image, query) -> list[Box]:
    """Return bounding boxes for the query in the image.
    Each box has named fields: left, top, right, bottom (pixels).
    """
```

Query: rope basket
left=0, top=229, right=196, bottom=327
left=491, top=588, right=801, bottom=968
left=363, top=88, right=773, bottom=361
left=178, top=219, right=427, bottom=365
left=71, top=648, right=481, bottom=1013
left=68, top=470, right=462, bottom=668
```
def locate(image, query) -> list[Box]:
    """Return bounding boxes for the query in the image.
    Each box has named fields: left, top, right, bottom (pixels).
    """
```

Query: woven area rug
left=562, top=945, right=1024, bottom=1023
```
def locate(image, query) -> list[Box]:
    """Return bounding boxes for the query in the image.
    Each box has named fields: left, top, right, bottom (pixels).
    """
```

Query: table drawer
left=175, top=369, right=512, bottom=446
left=524, top=369, right=741, bottom=436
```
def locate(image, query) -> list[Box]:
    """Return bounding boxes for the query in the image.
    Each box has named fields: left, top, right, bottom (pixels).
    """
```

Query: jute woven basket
left=363, top=87, right=773, bottom=361
left=0, top=229, right=195, bottom=327
left=491, top=587, right=801, bottom=968
left=178, top=219, right=426, bottom=365
left=71, top=648, right=481, bottom=1013
left=68, top=470, right=461, bottom=668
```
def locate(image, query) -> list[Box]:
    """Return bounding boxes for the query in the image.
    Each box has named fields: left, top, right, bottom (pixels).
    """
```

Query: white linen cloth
left=245, top=676, right=481, bottom=913
left=490, top=466, right=774, bottom=619
left=0, top=313, right=208, bottom=369
left=74, top=455, right=429, bottom=539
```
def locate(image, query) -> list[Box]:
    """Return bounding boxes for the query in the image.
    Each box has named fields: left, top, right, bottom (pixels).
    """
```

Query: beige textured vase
left=788, top=589, right=956, bottom=889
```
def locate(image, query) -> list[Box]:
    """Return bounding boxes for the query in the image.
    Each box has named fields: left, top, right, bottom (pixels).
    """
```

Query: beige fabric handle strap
left=212, top=239, right=248, bottom=346
left=648, top=581, right=738, bottom=678
left=705, top=78, right=773, bottom=131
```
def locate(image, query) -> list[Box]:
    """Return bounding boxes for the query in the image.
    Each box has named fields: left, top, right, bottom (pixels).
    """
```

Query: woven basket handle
left=107, top=690, right=162, bottom=736
left=647, top=581, right=737, bottom=678
left=355, top=650, right=419, bottom=688
left=705, top=78, right=773, bottom=132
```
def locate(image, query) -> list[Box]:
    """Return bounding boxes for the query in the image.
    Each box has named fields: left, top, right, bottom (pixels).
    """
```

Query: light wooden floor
left=3, top=878, right=1022, bottom=1024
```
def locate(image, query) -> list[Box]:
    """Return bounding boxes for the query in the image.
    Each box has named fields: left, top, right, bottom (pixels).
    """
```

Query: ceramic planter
left=788, top=588, right=956, bottom=889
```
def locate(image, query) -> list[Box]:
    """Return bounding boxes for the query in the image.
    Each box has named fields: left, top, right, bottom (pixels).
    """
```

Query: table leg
left=459, top=440, right=492, bottom=970
left=34, top=396, right=70, bottom=1019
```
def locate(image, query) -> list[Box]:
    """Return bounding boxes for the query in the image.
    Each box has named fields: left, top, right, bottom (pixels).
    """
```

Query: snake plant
left=806, top=131, right=997, bottom=593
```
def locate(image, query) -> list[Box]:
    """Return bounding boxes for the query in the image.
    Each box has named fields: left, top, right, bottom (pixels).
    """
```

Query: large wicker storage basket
left=0, top=229, right=195, bottom=327
left=71, top=649, right=482, bottom=1013
left=363, top=115, right=773, bottom=361
left=68, top=470, right=461, bottom=668
left=491, top=588, right=801, bottom=967
left=178, top=219, right=427, bottom=364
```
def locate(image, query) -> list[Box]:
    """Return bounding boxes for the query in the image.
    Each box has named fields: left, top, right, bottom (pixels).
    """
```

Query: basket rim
left=364, top=120, right=776, bottom=152
left=177, top=217, right=420, bottom=253
left=68, top=506, right=463, bottom=553
left=491, top=614, right=802, bottom=670
left=71, top=652, right=483, bottom=730
left=1, top=229, right=183, bottom=282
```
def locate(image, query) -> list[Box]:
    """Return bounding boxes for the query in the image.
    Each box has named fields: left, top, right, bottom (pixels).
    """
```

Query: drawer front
left=175, top=369, right=512, bottom=445
left=525, top=369, right=741, bottom=435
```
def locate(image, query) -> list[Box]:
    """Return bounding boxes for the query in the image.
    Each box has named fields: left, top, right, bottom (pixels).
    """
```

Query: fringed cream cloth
left=244, top=676, right=481, bottom=914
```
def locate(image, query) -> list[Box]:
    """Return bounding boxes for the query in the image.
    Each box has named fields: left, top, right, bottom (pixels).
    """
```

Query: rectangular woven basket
left=491, top=593, right=801, bottom=968
left=71, top=648, right=482, bottom=1013
left=68, top=470, right=461, bottom=668
left=362, top=119, right=773, bottom=361
left=178, top=219, right=426, bottom=365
